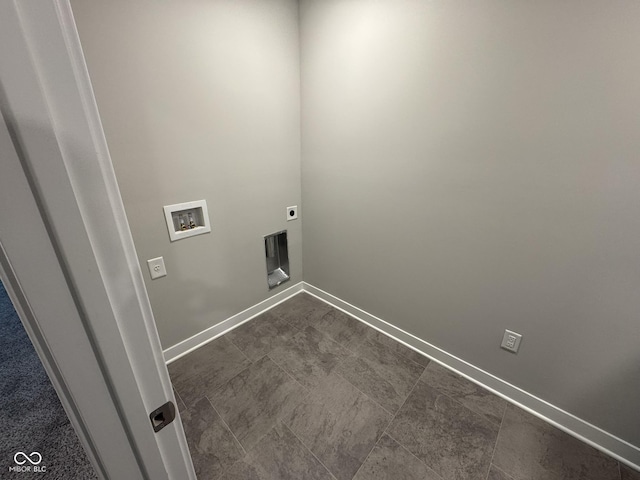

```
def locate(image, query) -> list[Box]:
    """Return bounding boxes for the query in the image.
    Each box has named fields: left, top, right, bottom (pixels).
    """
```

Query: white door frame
left=0, top=1, right=195, bottom=478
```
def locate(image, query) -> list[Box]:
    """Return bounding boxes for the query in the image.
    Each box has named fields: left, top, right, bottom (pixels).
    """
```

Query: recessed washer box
left=163, top=200, right=211, bottom=242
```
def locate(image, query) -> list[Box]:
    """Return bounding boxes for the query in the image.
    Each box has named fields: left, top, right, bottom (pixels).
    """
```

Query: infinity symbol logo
left=14, top=452, right=42, bottom=465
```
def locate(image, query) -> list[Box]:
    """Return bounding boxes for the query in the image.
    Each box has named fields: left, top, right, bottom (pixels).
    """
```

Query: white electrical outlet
left=501, top=329, right=522, bottom=353
left=286, top=205, right=298, bottom=221
left=147, top=257, right=167, bottom=280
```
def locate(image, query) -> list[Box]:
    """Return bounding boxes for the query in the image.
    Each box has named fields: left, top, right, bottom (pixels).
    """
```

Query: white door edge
left=0, top=1, right=195, bottom=478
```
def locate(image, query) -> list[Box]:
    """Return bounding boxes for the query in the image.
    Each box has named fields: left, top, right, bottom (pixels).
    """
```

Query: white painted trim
left=1, top=1, right=196, bottom=478
left=164, top=282, right=304, bottom=364
left=302, top=282, right=640, bottom=470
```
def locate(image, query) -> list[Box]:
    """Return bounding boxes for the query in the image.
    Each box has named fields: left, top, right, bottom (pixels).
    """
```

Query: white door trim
left=0, top=1, right=195, bottom=478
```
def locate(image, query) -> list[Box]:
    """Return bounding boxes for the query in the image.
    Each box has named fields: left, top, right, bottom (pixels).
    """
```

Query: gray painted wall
left=72, top=0, right=302, bottom=348
left=300, top=0, right=640, bottom=446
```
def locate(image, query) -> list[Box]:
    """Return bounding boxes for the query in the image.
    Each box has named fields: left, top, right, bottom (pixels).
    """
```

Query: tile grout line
left=270, top=307, right=414, bottom=479
left=351, top=432, right=385, bottom=480
left=484, top=400, right=509, bottom=480
left=205, top=396, right=247, bottom=457
left=362, top=329, right=431, bottom=371
left=384, top=431, right=446, bottom=480
left=170, top=336, right=247, bottom=386
left=265, top=352, right=313, bottom=395
left=333, top=368, right=397, bottom=417
left=377, top=376, right=437, bottom=474
left=383, top=374, right=422, bottom=437
left=309, top=304, right=429, bottom=371
left=226, top=332, right=257, bottom=363
left=487, top=463, right=515, bottom=480
left=172, top=387, right=186, bottom=410
left=307, top=316, right=430, bottom=418
left=282, top=422, right=339, bottom=480
left=420, top=362, right=505, bottom=429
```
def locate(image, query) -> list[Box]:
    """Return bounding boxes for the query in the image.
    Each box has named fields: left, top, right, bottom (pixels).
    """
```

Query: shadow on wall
left=568, top=356, right=640, bottom=449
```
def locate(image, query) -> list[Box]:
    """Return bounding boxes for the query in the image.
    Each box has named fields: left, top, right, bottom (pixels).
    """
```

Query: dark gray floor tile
left=227, top=311, right=295, bottom=361
left=209, top=356, right=307, bottom=451
left=181, top=398, right=244, bottom=480
left=420, top=362, right=506, bottom=425
left=284, top=372, right=390, bottom=480
left=493, top=405, right=619, bottom=480
left=353, top=434, right=442, bottom=480
left=268, top=325, right=351, bottom=389
left=270, top=293, right=332, bottom=329
left=220, top=423, right=334, bottom=480
left=336, top=336, right=425, bottom=414
left=622, top=464, right=640, bottom=480
left=312, top=308, right=370, bottom=350
left=362, top=328, right=430, bottom=367
left=172, top=339, right=251, bottom=408
left=488, top=464, right=515, bottom=480
left=386, top=380, right=499, bottom=480
left=169, top=336, right=250, bottom=388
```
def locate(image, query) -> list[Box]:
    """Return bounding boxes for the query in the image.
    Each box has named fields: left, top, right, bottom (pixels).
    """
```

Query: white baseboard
left=163, top=282, right=303, bottom=364
left=302, top=282, right=640, bottom=471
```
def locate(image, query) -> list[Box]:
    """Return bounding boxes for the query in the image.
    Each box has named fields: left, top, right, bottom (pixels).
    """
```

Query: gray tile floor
left=169, top=293, right=640, bottom=480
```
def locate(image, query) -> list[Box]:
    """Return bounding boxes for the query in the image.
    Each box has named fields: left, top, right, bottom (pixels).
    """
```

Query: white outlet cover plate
left=286, top=205, right=298, bottom=221
left=501, top=329, right=522, bottom=353
left=147, top=257, right=167, bottom=280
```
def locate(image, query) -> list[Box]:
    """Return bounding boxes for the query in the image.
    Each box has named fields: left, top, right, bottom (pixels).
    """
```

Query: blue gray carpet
left=0, top=281, right=97, bottom=479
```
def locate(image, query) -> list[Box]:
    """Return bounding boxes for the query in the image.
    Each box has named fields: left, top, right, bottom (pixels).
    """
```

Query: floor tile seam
left=335, top=355, right=426, bottom=418
left=172, top=388, right=186, bottom=410
left=225, top=333, right=256, bottom=363
left=205, top=354, right=311, bottom=454
left=349, top=340, right=430, bottom=382
left=303, top=322, right=356, bottom=358
left=251, top=356, right=314, bottom=432
left=487, top=462, right=516, bottom=480
left=302, top=314, right=364, bottom=357
left=383, top=374, right=421, bottom=437
left=485, top=400, right=508, bottom=480
left=169, top=367, right=202, bottom=390
left=383, top=431, right=446, bottom=480
left=264, top=352, right=314, bottom=395
left=286, top=322, right=361, bottom=376
left=364, top=334, right=432, bottom=371
left=379, top=376, right=434, bottom=474
left=170, top=343, right=252, bottom=392
left=350, top=430, right=387, bottom=480
left=201, top=360, right=256, bottom=406
left=315, top=306, right=430, bottom=370
left=205, top=395, right=247, bottom=457
left=169, top=336, right=239, bottom=382
left=281, top=421, right=339, bottom=480
left=418, top=376, right=504, bottom=430
left=277, top=312, right=311, bottom=331
left=318, top=323, right=430, bottom=377
left=305, top=323, right=428, bottom=398
left=332, top=368, right=397, bottom=418
left=202, top=354, right=280, bottom=424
